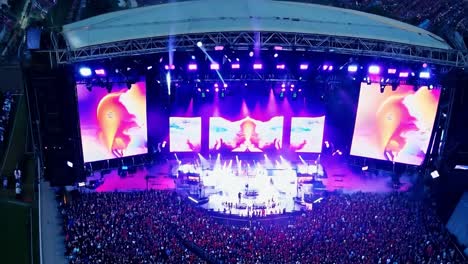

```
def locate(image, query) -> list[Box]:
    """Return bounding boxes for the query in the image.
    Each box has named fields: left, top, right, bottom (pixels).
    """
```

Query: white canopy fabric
left=62, top=0, right=451, bottom=50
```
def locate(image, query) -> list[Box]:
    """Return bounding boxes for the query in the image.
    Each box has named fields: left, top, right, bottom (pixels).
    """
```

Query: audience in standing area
left=61, top=190, right=464, bottom=264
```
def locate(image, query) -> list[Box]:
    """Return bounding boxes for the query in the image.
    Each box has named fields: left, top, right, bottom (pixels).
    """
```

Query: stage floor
left=90, top=159, right=413, bottom=216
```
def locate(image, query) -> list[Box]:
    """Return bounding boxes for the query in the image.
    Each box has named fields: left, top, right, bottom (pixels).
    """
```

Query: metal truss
left=50, top=31, right=468, bottom=67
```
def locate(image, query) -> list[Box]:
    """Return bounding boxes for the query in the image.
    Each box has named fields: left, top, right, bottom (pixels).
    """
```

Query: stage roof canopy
left=62, top=0, right=451, bottom=50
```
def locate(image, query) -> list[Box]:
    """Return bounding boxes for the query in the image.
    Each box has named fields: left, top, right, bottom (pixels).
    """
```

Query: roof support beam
left=47, top=31, right=467, bottom=67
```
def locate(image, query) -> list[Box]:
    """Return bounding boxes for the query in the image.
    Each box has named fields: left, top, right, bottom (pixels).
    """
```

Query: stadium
left=0, top=0, right=468, bottom=263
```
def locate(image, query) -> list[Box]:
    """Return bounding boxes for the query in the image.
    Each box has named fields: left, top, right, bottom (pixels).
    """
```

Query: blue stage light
left=79, top=67, right=92, bottom=77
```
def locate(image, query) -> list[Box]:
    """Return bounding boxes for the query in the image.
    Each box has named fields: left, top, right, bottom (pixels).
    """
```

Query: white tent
left=62, top=0, right=451, bottom=50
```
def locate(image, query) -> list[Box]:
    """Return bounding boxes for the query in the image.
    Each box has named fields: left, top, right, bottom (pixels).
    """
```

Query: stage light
left=188, top=64, right=198, bottom=70
left=85, top=82, right=93, bottom=92
left=274, top=46, right=283, bottom=50
left=210, top=63, right=220, bottom=70
left=214, top=83, right=219, bottom=88
left=66, top=161, right=73, bottom=168
left=215, top=88, right=219, bottom=92
left=197, top=88, right=202, bottom=92
left=368, top=65, right=380, bottom=74
left=362, top=166, right=368, bottom=171
left=196, top=41, right=203, bottom=47
left=454, top=165, right=468, bottom=170
left=300, top=64, right=309, bottom=70
left=223, top=83, right=228, bottom=88
left=324, top=141, right=330, bottom=148
left=126, top=67, right=131, bottom=71
left=290, top=84, right=295, bottom=88
left=146, top=66, right=153, bottom=70
left=276, top=64, right=285, bottom=69
left=328, top=65, right=333, bottom=71
left=165, top=64, right=175, bottom=70
left=206, top=89, right=210, bottom=92
left=380, top=85, right=385, bottom=93
left=428, top=84, right=434, bottom=90
left=298, top=89, right=302, bottom=92
left=419, top=71, right=430, bottom=79
left=191, top=55, right=196, bottom=60
left=214, top=45, right=224, bottom=51
left=322, top=65, right=329, bottom=71
left=281, top=88, right=286, bottom=92
left=77, top=182, right=86, bottom=187
left=423, top=63, right=428, bottom=68
left=388, top=68, right=397, bottom=74
left=249, top=51, right=254, bottom=57
left=231, top=63, right=240, bottom=69
left=94, top=69, right=106, bottom=76
left=399, top=72, right=409, bottom=78
left=347, top=65, right=358, bottom=72
left=274, top=53, right=278, bottom=58
left=281, top=83, right=286, bottom=88
left=79, top=67, right=92, bottom=77
left=253, top=63, right=263, bottom=70
left=430, top=170, right=440, bottom=179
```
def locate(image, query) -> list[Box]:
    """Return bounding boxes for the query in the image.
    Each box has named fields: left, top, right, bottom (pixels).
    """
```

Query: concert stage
left=87, top=156, right=413, bottom=217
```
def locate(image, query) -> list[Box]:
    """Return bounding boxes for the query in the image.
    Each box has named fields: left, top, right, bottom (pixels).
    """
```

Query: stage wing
left=209, top=116, right=283, bottom=152
left=290, top=116, right=325, bottom=153
left=77, top=80, right=148, bottom=162
left=350, top=83, right=440, bottom=165
left=169, top=117, right=202, bottom=152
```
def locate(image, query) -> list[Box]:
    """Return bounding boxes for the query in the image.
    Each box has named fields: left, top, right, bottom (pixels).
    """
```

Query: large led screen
left=77, top=81, right=148, bottom=162
left=350, top=83, right=440, bottom=165
left=209, top=116, right=283, bottom=152
left=290, top=116, right=325, bottom=153
left=169, top=117, right=201, bottom=152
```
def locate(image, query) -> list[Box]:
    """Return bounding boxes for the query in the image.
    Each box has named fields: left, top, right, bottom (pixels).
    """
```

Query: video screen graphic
left=209, top=116, right=283, bottom=152
left=350, top=83, right=440, bottom=165
left=290, top=116, right=325, bottom=153
left=169, top=117, right=201, bottom=152
left=77, top=81, right=148, bottom=162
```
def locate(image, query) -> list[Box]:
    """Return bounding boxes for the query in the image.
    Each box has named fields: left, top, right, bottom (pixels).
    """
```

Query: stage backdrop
left=290, top=116, right=325, bottom=153
left=209, top=116, right=283, bottom=152
left=350, top=83, right=440, bottom=165
left=77, top=81, right=148, bottom=162
left=169, top=117, right=202, bottom=152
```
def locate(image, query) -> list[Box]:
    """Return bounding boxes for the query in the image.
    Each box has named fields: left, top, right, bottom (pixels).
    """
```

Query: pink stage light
left=188, top=64, right=197, bottom=70
left=300, top=64, right=309, bottom=70
left=94, top=69, right=106, bottom=76
left=253, top=63, right=263, bottom=70
left=274, top=46, right=283, bottom=50
left=388, top=68, right=397, bottom=74
left=368, top=65, right=380, bottom=74
left=399, top=72, right=409, bottom=78
left=165, top=64, right=175, bottom=70
left=231, top=63, right=240, bottom=69
left=214, top=45, right=224, bottom=51
left=281, top=88, right=286, bottom=92
left=210, top=63, right=220, bottom=70
left=276, top=64, right=285, bottom=69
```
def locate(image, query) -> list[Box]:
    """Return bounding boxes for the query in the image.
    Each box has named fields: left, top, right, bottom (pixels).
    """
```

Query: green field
left=0, top=200, right=32, bottom=264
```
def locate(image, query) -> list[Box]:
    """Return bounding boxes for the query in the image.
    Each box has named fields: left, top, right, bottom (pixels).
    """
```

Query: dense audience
left=62, top=190, right=464, bottom=263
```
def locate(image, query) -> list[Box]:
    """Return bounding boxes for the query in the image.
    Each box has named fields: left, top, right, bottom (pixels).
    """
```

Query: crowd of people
left=62, top=190, right=465, bottom=263
left=0, top=91, right=13, bottom=143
